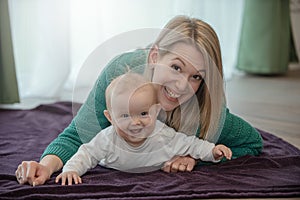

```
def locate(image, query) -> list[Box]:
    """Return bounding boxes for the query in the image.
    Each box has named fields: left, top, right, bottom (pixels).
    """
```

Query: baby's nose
left=131, top=116, right=142, bottom=125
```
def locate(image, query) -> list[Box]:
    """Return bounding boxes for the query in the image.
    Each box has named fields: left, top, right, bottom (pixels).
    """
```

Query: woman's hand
left=15, top=161, right=51, bottom=186
left=162, top=155, right=196, bottom=173
left=15, top=155, right=63, bottom=186
left=55, top=171, right=82, bottom=185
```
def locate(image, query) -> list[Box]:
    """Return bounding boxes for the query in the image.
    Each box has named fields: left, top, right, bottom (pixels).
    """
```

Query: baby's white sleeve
left=165, top=128, right=219, bottom=162
left=62, top=133, right=108, bottom=176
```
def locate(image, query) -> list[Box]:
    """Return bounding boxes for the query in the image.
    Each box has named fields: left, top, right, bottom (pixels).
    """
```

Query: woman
left=16, top=15, right=263, bottom=186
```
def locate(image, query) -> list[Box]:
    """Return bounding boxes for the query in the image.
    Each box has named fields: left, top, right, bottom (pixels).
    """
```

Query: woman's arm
left=42, top=50, right=147, bottom=164
left=16, top=49, right=148, bottom=185
left=15, top=78, right=109, bottom=186
left=217, top=108, right=263, bottom=159
left=41, top=82, right=110, bottom=165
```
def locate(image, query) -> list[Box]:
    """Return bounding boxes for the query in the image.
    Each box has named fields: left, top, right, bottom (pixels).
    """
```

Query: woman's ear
left=103, top=110, right=112, bottom=124
left=148, top=44, right=159, bottom=65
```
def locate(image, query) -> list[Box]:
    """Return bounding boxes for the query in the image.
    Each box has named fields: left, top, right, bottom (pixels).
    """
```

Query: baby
left=56, top=72, right=232, bottom=185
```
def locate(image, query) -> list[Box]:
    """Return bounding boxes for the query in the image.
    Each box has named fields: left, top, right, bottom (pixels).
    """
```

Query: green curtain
left=0, top=0, right=19, bottom=103
left=237, top=0, right=298, bottom=75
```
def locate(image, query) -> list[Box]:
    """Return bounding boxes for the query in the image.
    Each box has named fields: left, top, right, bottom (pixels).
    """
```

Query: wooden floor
left=211, top=67, right=300, bottom=200
left=226, top=67, right=300, bottom=149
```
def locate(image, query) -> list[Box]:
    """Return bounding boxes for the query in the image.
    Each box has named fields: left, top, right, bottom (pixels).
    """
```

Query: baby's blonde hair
left=105, top=72, right=157, bottom=113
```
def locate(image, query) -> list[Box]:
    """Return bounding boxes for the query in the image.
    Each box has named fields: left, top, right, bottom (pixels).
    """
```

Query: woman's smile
left=164, top=86, right=180, bottom=101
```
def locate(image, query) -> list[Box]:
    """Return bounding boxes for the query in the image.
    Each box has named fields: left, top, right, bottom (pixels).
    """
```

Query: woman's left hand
left=162, top=155, right=196, bottom=173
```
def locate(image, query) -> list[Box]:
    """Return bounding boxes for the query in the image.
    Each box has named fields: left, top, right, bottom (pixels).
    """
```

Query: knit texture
left=42, top=49, right=263, bottom=164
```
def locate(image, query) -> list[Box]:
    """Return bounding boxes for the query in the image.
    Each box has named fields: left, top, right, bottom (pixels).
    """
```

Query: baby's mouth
left=129, top=128, right=143, bottom=135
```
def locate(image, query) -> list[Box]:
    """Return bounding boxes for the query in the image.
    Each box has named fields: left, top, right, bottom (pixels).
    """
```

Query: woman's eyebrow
left=173, top=56, right=204, bottom=74
left=172, top=57, right=186, bottom=67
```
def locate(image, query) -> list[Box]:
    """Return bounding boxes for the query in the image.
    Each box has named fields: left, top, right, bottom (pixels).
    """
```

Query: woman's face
left=151, top=42, right=205, bottom=111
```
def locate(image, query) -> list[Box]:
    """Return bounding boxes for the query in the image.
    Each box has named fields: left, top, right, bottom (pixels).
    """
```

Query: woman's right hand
left=15, top=155, right=63, bottom=186
left=15, top=161, right=51, bottom=186
left=162, top=155, right=196, bottom=173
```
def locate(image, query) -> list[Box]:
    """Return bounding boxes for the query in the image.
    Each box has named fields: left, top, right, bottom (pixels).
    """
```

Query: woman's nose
left=175, top=74, right=189, bottom=92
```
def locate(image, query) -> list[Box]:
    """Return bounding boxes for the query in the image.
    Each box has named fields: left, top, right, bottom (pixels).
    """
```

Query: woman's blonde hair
left=144, top=15, right=226, bottom=142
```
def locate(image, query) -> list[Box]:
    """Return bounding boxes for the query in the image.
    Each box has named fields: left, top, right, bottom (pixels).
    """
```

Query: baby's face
left=111, top=87, right=158, bottom=147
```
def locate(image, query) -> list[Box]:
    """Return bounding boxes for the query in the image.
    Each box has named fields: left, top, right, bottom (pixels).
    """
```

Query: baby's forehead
left=111, top=89, right=156, bottom=115
left=112, top=83, right=155, bottom=100
left=113, top=79, right=153, bottom=93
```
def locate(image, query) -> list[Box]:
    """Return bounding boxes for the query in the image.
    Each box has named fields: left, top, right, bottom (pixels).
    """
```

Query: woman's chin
left=160, top=101, right=178, bottom=112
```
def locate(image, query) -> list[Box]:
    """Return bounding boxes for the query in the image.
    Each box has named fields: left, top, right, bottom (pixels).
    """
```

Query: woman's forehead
left=166, top=42, right=205, bottom=70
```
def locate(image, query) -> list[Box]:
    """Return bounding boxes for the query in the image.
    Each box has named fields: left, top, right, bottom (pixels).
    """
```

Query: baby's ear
left=103, top=110, right=112, bottom=123
left=149, top=103, right=162, bottom=117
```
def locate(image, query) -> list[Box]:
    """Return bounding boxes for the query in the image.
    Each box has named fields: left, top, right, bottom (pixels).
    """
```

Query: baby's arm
left=55, top=171, right=82, bottom=185
left=54, top=144, right=96, bottom=185
left=164, top=125, right=232, bottom=162
left=54, top=146, right=99, bottom=186
left=212, top=144, right=232, bottom=161
left=55, top=132, right=108, bottom=185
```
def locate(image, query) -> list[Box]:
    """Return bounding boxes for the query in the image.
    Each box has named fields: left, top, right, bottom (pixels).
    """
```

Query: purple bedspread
left=0, top=102, right=300, bottom=200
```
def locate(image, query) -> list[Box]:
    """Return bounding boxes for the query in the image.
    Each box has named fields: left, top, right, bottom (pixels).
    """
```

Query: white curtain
left=6, top=0, right=244, bottom=108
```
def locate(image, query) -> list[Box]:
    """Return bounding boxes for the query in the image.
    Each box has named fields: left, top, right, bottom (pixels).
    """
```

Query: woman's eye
left=192, top=74, right=202, bottom=81
left=171, top=64, right=181, bottom=72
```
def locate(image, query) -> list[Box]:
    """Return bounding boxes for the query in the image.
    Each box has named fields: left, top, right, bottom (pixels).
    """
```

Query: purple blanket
left=0, top=102, right=300, bottom=199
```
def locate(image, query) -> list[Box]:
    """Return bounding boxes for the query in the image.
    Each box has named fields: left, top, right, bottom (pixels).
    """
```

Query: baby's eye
left=171, top=64, right=182, bottom=72
left=121, top=114, right=130, bottom=118
left=140, top=112, right=149, bottom=117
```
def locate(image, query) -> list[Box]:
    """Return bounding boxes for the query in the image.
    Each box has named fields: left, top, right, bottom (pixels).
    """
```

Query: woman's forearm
left=39, top=155, right=63, bottom=175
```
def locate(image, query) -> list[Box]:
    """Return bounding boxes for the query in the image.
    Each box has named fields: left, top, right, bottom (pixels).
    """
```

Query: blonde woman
left=16, top=15, right=263, bottom=186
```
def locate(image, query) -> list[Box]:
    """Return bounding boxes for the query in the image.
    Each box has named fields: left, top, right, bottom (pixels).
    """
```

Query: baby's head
left=104, top=72, right=160, bottom=147
left=105, top=73, right=155, bottom=112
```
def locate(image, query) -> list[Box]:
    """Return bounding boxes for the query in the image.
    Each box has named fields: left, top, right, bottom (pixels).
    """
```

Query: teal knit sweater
left=41, top=49, right=263, bottom=164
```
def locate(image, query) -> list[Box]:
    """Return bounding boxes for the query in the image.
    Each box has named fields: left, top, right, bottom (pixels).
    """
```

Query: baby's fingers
left=56, top=173, right=68, bottom=185
left=216, top=149, right=223, bottom=156
left=67, top=173, right=74, bottom=185
left=72, top=174, right=82, bottom=184
left=222, top=147, right=232, bottom=160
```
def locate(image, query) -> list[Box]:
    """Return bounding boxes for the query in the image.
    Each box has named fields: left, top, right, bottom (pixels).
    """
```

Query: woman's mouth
left=164, top=86, right=180, bottom=102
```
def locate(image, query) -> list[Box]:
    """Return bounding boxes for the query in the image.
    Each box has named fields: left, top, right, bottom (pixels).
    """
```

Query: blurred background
left=0, top=0, right=299, bottom=108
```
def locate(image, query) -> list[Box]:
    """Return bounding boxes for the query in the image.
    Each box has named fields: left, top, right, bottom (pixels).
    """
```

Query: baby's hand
left=213, top=144, right=232, bottom=161
left=55, top=171, right=82, bottom=185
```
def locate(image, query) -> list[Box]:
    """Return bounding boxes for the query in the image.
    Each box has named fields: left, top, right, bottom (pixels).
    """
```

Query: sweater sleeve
left=62, top=132, right=109, bottom=176
left=217, top=108, right=263, bottom=159
left=62, top=144, right=100, bottom=176
left=159, top=124, right=218, bottom=163
left=41, top=49, right=147, bottom=164
left=40, top=65, right=110, bottom=164
left=170, top=134, right=218, bottom=162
